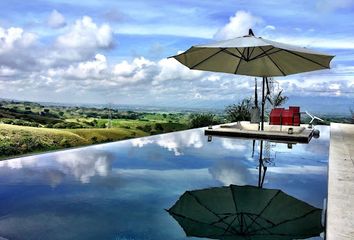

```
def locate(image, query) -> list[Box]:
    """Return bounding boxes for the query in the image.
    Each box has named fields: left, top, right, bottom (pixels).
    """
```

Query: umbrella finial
left=249, top=29, right=255, bottom=36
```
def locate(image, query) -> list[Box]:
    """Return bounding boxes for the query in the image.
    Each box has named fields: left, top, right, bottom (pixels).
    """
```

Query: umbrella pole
left=261, top=77, right=267, bottom=131
left=258, top=140, right=263, bottom=187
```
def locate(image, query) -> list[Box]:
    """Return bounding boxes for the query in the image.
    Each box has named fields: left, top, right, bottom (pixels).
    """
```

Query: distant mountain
left=286, top=96, right=353, bottom=117
left=2, top=96, right=353, bottom=116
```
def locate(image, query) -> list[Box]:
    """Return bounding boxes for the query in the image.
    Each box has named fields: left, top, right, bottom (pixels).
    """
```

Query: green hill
left=0, top=124, right=149, bottom=159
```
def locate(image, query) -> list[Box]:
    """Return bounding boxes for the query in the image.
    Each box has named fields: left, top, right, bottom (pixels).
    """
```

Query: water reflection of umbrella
left=167, top=185, right=323, bottom=240
left=170, top=29, right=334, bottom=130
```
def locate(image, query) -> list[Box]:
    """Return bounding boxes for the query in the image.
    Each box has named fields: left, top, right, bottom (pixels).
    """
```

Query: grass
left=0, top=124, right=88, bottom=159
left=68, top=128, right=148, bottom=142
left=0, top=117, right=190, bottom=159
left=0, top=100, right=192, bottom=159
left=0, top=124, right=152, bottom=159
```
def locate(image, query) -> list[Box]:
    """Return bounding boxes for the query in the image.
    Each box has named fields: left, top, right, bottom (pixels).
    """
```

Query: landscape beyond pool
left=0, top=126, right=329, bottom=240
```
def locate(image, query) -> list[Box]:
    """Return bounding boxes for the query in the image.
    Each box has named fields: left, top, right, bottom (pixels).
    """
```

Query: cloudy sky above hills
left=0, top=0, right=353, bottom=108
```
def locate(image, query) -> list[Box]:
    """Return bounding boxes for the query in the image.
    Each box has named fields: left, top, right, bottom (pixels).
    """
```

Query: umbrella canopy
left=167, top=185, right=323, bottom=240
left=171, top=29, right=334, bottom=77
left=170, top=29, right=334, bottom=130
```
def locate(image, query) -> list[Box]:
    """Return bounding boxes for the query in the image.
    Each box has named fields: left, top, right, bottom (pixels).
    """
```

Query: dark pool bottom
left=0, top=126, right=329, bottom=240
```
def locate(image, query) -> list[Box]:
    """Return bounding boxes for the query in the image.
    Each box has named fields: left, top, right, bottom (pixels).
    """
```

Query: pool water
left=0, top=126, right=329, bottom=240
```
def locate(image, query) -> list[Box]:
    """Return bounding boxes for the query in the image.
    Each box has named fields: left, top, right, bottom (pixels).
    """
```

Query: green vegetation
left=266, top=90, right=288, bottom=107
left=0, top=124, right=89, bottom=158
left=0, top=99, right=352, bottom=159
left=189, top=113, right=224, bottom=128
left=225, top=98, right=252, bottom=122
left=0, top=100, right=191, bottom=159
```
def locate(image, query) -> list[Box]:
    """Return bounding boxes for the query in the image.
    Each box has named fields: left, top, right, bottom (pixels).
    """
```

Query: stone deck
left=327, top=123, right=354, bottom=239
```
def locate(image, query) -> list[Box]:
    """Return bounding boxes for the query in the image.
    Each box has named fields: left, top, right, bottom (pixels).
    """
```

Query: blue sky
left=0, top=0, right=353, bottom=111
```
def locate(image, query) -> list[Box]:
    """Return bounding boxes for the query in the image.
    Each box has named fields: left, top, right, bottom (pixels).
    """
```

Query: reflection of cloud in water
left=55, top=152, right=113, bottom=183
left=303, top=140, right=329, bottom=158
left=131, top=131, right=204, bottom=156
left=219, top=139, right=258, bottom=162
left=208, top=156, right=326, bottom=187
left=221, top=139, right=248, bottom=151
left=131, top=138, right=154, bottom=147
left=0, top=150, right=114, bottom=185
left=111, top=168, right=212, bottom=194
left=303, top=126, right=330, bottom=156
left=263, top=165, right=326, bottom=175
left=208, top=159, right=251, bottom=186
left=0, top=156, right=40, bottom=169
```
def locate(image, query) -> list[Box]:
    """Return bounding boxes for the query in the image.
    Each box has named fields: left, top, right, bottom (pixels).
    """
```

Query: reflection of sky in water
left=0, top=126, right=329, bottom=240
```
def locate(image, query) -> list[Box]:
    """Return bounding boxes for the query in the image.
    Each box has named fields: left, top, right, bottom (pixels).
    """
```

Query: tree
left=189, top=113, right=218, bottom=128
left=267, top=90, right=288, bottom=107
left=225, top=98, right=252, bottom=122
left=155, top=123, right=164, bottom=131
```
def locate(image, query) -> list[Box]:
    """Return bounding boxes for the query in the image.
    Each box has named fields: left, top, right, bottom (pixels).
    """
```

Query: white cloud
left=48, top=54, right=108, bottom=80
left=153, top=58, right=204, bottom=85
left=0, top=27, right=37, bottom=54
left=270, top=35, right=354, bottom=49
left=111, top=57, right=157, bottom=85
left=212, top=11, right=354, bottom=50
left=0, top=66, right=17, bottom=77
left=0, top=12, right=353, bottom=107
left=2, top=47, right=353, bottom=106
left=43, top=16, right=114, bottom=66
left=56, top=16, right=113, bottom=49
left=213, top=11, right=263, bottom=40
left=48, top=10, right=66, bottom=28
left=204, top=75, right=221, bottom=82
left=0, top=26, right=40, bottom=74
left=0, top=15, right=115, bottom=79
left=265, top=25, right=276, bottom=31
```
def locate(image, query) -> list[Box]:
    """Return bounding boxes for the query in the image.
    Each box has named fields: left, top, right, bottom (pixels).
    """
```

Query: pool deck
left=204, top=123, right=313, bottom=143
left=327, top=123, right=354, bottom=239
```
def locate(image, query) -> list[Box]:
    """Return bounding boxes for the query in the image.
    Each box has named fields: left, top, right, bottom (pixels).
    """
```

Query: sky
left=0, top=0, right=353, bottom=111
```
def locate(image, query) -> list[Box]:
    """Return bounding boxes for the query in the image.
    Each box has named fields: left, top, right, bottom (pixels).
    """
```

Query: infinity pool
left=0, top=126, right=329, bottom=240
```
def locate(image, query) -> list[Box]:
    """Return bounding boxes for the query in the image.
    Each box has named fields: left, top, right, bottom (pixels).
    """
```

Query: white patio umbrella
left=170, top=29, right=334, bottom=130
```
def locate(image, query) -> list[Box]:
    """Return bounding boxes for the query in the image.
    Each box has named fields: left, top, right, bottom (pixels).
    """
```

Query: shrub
left=97, top=121, right=107, bottom=128
left=137, top=124, right=152, bottom=133
left=91, top=136, right=98, bottom=144
left=189, top=113, right=219, bottom=128
left=60, top=138, right=71, bottom=148
left=225, top=98, right=252, bottom=122
left=155, top=123, right=164, bottom=131
left=52, top=122, right=83, bottom=129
